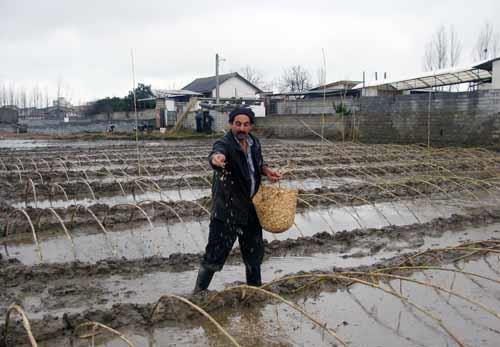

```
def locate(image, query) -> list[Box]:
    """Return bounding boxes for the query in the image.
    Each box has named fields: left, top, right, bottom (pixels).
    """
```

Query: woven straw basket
left=252, top=185, right=298, bottom=233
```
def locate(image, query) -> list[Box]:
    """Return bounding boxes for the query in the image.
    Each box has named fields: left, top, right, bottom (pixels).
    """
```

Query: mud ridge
left=2, top=176, right=497, bottom=236
left=2, top=238, right=499, bottom=346
left=2, top=209, right=500, bottom=288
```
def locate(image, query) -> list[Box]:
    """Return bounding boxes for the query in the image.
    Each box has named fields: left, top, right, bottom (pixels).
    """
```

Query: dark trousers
left=202, top=206, right=264, bottom=272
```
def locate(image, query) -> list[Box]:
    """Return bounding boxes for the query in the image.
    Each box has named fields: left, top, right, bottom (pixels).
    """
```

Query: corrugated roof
left=152, top=89, right=202, bottom=98
left=309, top=80, right=361, bottom=91
left=182, top=72, right=262, bottom=94
left=353, top=56, right=500, bottom=91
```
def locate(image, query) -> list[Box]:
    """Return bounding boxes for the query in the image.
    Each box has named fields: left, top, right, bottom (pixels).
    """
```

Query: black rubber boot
left=245, top=264, right=262, bottom=287
left=193, top=266, right=215, bottom=294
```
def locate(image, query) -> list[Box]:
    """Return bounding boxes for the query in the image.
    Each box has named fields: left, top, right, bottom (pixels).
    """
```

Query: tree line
left=0, top=82, right=156, bottom=116
left=84, top=83, right=156, bottom=115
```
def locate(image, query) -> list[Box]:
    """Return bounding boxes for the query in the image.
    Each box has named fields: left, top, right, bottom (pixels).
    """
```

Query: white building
left=52, top=97, right=72, bottom=108
left=182, top=72, right=262, bottom=98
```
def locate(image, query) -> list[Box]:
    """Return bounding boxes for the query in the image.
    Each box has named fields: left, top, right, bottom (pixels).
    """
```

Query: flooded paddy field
left=2, top=138, right=500, bottom=347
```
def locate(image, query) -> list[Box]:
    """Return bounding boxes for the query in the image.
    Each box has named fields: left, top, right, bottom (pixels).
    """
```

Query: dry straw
left=252, top=185, right=298, bottom=233
left=75, top=321, right=136, bottom=347
left=3, top=304, right=38, bottom=347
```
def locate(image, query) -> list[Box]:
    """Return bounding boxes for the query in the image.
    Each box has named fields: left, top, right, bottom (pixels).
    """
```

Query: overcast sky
left=1, top=0, right=499, bottom=104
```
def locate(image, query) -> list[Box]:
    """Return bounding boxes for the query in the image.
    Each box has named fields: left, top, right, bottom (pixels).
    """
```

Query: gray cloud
left=1, top=0, right=499, bottom=103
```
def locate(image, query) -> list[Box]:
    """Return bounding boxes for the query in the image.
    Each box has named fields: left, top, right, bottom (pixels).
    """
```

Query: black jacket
left=209, top=131, right=265, bottom=225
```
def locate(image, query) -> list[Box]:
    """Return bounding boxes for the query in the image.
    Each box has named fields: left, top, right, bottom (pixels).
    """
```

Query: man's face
left=230, top=114, right=252, bottom=140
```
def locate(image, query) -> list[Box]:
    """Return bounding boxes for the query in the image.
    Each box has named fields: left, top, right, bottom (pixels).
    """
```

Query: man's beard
left=235, top=131, right=247, bottom=140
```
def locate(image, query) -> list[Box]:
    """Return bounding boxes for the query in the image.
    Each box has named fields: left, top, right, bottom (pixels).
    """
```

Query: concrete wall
left=0, top=108, right=19, bottom=123
left=273, top=97, right=356, bottom=114
left=259, top=90, right=500, bottom=145
left=357, top=90, right=500, bottom=145
left=255, top=114, right=346, bottom=139
left=274, top=96, right=356, bottom=115
left=22, top=119, right=155, bottom=135
left=362, top=87, right=379, bottom=97
left=12, top=109, right=156, bottom=134
left=493, top=60, right=500, bottom=89
left=88, top=109, right=155, bottom=122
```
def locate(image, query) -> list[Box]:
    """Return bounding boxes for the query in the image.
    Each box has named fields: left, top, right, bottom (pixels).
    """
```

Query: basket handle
left=273, top=161, right=295, bottom=188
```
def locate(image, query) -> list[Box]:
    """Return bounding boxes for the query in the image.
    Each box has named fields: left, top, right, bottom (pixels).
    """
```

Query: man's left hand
left=263, top=166, right=282, bottom=183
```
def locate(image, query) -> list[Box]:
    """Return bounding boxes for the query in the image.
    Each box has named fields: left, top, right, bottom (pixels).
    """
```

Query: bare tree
left=424, top=25, right=449, bottom=71
left=449, top=25, right=462, bottom=67
left=7, top=83, right=16, bottom=106
left=239, top=65, right=264, bottom=89
left=44, top=87, right=49, bottom=108
left=474, top=21, right=500, bottom=60
left=56, top=78, right=62, bottom=108
left=423, top=25, right=463, bottom=94
left=279, top=65, right=312, bottom=92
left=30, top=85, right=42, bottom=109
left=0, top=83, right=6, bottom=106
left=19, top=88, right=28, bottom=109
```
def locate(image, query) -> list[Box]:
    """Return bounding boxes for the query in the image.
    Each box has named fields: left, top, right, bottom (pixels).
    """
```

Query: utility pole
left=215, top=53, right=220, bottom=104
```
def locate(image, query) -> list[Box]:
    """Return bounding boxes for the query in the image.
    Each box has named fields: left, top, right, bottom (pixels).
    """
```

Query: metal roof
left=182, top=72, right=263, bottom=94
left=353, top=56, right=500, bottom=91
left=153, top=89, right=202, bottom=97
left=309, top=80, right=361, bottom=91
left=270, top=88, right=360, bottom=97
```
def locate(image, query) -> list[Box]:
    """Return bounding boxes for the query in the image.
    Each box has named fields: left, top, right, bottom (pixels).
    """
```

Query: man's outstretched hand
left=262, top=166, right=282, bottom=183
left=211, top=153, right=226, bottom=168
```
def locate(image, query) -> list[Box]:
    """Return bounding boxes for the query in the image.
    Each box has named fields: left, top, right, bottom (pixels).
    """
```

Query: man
left=203, top=111, right=214, bottom=133
left=193, top=106, right=281, bottom=293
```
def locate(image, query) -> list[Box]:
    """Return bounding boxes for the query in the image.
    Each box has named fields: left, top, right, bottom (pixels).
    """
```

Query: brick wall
left=14, top=110, right=157, bottom=134
left=87, top=109, right=155, bottom=122
left=357, top=90, right=500, bottom=145
left=255, top=114, right=346, bottom=139
left=260, top=90, right=500, bottom=145
left=274, top=96, right=357, bottom=115
left=18, top=119, right=155, bottom=135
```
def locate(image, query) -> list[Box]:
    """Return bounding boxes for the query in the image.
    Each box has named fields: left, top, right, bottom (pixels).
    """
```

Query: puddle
left=30, top=254, right=500, bottom=347
left=0, top=198, right=465, bottom=265
left=94, top=224, right=500, bottom=307
left=11, top=187, right=211, bottom=209
left=11, top=177, right=365, bottom=209
left=0, top=139, right=138, bottom=149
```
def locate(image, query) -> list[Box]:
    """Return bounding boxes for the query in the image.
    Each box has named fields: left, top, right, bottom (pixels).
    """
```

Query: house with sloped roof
left=182, top=72, right=262, bottom=98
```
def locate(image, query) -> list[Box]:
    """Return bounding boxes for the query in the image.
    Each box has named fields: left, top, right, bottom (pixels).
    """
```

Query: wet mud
left=2, top=140, right=500, bottom=346
left=2, top=237, right=499, bottom=346
left=1, top=175, right=497, bottom=238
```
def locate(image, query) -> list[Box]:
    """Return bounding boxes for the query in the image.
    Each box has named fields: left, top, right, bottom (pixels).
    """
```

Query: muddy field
left=1, top=138, right=500, bottom=347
